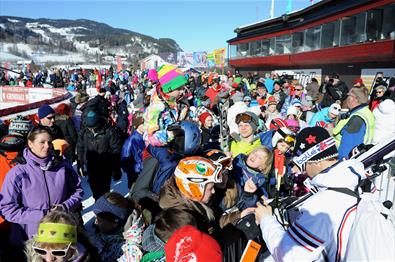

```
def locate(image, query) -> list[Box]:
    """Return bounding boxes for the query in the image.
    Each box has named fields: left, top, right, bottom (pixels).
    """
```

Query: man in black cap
left=255, top=126, right=365, bottom=261
left=77, top=111, right=121, bottom=200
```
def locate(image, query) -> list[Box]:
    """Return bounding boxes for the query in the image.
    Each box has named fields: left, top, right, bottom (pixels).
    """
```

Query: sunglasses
left=33, top=242, right=71, bottom=258
left=244, top=100, right=251, bottom=102
left=295, top=89, right=303, bottom=91
left=376, top=91, right=384, bottom=94
left=46, top=116, right=55, bottom=120
left=236, top=113, right=257, bottom=126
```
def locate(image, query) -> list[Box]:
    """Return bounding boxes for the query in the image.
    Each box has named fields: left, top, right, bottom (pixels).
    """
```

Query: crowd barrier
left=0, top=86, right=71, bottom=118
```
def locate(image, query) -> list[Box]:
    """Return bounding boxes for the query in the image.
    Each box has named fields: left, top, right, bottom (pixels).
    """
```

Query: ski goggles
left=283, top=135, right=296, bottom=147
left=235, top=112, right=258, bottom=126
left=32, top=242, right=72, bottom=258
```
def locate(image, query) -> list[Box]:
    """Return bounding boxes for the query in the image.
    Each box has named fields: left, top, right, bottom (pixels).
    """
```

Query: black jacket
left=54, top=115, right=78, bottom=161
left=77, top=124, right=121, bottom=177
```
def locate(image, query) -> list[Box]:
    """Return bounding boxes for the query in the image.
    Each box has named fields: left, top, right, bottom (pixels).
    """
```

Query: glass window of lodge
left=341, top=12, right=366, bottom=46
left=292, top=31, right=304, bottom=53
left=269, top=38, right=276, bottom=55
left=321, top=21, right=340, bottom=48
left=249, top=40, right=262, bottom=56
left=366, top=9, right=383, bottom=41
left=304, top=26, right=321, bottom=51
left=237, top=43, right=249, bottom=57
left=275, top=34, right=292, bottom=54
left=230, top=44, right=237, bottom=58
left=261, top=39, right=270, bottom=56
left=382, top=4, right=395, bottom=40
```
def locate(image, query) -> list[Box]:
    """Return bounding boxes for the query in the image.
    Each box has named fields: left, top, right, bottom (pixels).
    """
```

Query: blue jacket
left=148, top=145, right=180, bottom=193
left=309, top=107, right=334, bottom=126
left=338, top=105, right=367, bottom=160
left=230, top=154, right=272, bottom=198
left=121, top=130, right=145, bottom=176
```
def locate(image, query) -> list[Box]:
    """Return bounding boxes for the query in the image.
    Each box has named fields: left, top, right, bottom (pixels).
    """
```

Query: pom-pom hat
left=292, top=126, right=338, bottom=172
left=157, top=65, right=187, bottom=94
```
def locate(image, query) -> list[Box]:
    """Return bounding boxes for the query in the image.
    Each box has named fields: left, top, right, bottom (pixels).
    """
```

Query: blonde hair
left=250, top=146, right=273, bottom=174
left=26, top=211, right=80, bottom=261
left=350, top=87, right=369, bottom=104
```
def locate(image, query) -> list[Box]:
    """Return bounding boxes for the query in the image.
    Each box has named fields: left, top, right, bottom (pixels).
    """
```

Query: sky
left=0, top=0, right=313, bottom=52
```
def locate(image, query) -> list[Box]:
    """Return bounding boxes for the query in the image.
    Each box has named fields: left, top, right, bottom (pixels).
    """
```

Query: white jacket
left=372, top=99, right=395, bottom=145
left=260, top=159, right=365, bottom=262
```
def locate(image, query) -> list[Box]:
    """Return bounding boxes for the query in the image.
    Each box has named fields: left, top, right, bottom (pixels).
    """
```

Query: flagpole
left=270, top=0, right=275, bottom=19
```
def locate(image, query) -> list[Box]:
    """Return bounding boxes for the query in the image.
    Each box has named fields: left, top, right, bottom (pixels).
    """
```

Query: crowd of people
left=0, top=65, right=394, bottom=261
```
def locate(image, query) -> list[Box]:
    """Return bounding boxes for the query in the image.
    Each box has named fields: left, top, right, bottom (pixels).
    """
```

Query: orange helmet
left=174, top=156, right=223, bottom=202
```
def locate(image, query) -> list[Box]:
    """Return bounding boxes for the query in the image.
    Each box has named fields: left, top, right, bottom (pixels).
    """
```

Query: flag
left=286, top=0, right=292, bottom=14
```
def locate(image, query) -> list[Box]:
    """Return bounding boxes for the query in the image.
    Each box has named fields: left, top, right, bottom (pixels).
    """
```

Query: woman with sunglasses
left=0, top=127, right=83, bottom=249
left=25, top=210, right=100, bottom=262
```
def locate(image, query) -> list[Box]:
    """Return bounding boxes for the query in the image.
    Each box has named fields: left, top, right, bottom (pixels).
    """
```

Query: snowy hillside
left=0, top=16, right=182, bottom=64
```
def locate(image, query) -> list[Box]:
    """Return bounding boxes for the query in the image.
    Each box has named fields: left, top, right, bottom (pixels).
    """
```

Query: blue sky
left=0, top=0, right=312, bottom=52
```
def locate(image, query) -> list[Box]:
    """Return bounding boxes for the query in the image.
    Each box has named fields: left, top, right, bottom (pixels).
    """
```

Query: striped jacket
left=260, top=159, right=364, bottom=261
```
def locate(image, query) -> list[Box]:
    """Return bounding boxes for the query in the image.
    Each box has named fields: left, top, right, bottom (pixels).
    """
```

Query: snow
left=7, top=18, right=19, bottom=23
left=0, top=51, right=25, bottom=62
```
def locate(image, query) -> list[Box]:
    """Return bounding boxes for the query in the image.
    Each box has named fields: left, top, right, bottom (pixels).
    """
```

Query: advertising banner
left=159, top=52, right=177, bottom=64
left=274, top=69, right=322, bottom=88
left=361, top=68, right=395, bottom=92
left=1, top=86, right=29, bottom=103
left=214, top=48, right=226, bottom=66
left=207, top=52, right=215, bottom=67
left=192, top=52, right=207, bottom=68
left=177, top=52, right=194, bottom=68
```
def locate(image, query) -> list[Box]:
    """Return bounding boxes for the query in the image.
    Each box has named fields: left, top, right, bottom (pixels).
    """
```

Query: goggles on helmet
left=236, top=112, right=258, bottom=126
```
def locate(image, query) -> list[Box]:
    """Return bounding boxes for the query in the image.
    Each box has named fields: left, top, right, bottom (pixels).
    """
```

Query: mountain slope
left=0, top=16, right=182, bottom=64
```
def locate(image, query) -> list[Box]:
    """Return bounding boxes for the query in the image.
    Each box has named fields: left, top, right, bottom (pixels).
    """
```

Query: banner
left=361, top=68, right=395, bottom=92
left=207, top=52, right=215, bottom=67
left=193, top=52, right=207, bottom=68
left=274, top=69, right=322, bottom=88
left=158, top=52, right=177, bottom=64
left=214, top=48, right=226, bottom=66
left=177, top=52, right=194, bottom=68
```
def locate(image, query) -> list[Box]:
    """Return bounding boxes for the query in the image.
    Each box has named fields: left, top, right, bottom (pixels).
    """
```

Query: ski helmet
left=168, top=121, right=201, bottom=155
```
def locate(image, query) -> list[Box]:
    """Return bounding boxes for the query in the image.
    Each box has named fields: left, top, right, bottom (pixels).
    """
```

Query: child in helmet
left=159, top=156, right=223, bottom=234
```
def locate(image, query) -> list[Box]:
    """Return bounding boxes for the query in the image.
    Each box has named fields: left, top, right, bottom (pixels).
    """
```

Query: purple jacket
left=0, top=148, right=83, bottom=245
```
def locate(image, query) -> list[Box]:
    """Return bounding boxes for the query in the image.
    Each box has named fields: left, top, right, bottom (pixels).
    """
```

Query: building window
left=230, top=44, right=237, bottom=58
left=261, top=39, right=270, bottom=56
left=382, top=4, right=395, bottom=40
left=269, top=38, right=276, bottom=55
left=250, top=40, right=262, bottom=56
left=304, top=26, right=321, bottom=51
left=275, top=34, right=292, bottom=54
left=237, top=43, right=249, bottom=57
left=292, top=31, right=304, bottom=53
left=366, top=9, right=383, bottom=41
left=341, top=12, right=367, bottom=46
left=321, top=21, right=340, bottom=48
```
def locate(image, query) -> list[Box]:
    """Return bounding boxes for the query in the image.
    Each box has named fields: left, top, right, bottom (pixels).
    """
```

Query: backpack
left=329, top=188, right=395, bottom=261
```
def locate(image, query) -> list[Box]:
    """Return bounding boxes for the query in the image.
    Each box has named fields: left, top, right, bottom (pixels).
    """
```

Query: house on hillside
left=139, top=54, right=167, bottom=70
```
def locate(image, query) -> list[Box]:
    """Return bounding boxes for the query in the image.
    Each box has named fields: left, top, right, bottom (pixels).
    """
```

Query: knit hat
left=198, top=112, right=212, bottom=126
left=86, top=111, right=99, bottom=128
left=8, top=116, right=33, bottom=136
left=157, top=65, right=187, bottom=94
left=293, top=126, right=338, bottom=171
left=147, top=69, right=159, bottom=82
left=165, top=225, right=222, bottom=262
left=287, top=106, right=299, bottom=116
left=269, top=118, right=288, bottom=130
left=353, top=78, right=364, bottom=86
left=55, top=103, right=71, bottom=116
left=329, top=103, right=341, bottom=116
left=38, top=105, right=55, bottom=119
left=75, top=93, right=89, bottom=104
left=243, top=96, right=251, bottom=102
left=267, top=96, right=277, bottom=106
